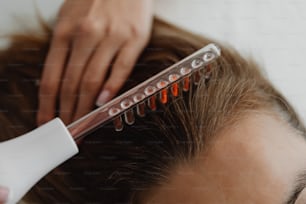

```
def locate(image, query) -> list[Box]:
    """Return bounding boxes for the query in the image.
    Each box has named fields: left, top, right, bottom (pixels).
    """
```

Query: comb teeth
left=120, top=99, right=135, bottom=126
left=133, top=94, right=146, bottom=117
left=168, top=74, right=180, bottom=97
left=68, top=44, right=221, bottom=141
left=108, top=108, right=123, bottom=131
left=157, top=80, right=169, bottom=104
left=180, top=67, right=192, bottom=92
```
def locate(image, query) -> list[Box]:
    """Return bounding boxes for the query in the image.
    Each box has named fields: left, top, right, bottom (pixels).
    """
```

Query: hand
left=0, top=186, right=8, bottom=204
left=37, top=0, right=153, bottom=125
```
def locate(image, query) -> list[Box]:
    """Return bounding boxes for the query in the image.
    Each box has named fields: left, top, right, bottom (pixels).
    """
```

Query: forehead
left=141, top=113, right=306, bottom=204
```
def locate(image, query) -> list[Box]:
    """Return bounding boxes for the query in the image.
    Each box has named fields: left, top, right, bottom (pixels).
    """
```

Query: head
left=0, top=18, right=306, bottom=204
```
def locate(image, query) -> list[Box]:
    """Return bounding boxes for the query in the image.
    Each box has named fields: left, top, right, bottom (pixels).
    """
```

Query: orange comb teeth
left=68, top=44, right=221, bottom=142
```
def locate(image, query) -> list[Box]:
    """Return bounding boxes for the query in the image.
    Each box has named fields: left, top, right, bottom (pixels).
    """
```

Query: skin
left=0, top=186, right=8, bottom=204
left=37, top=0, right=154, bottom=125
left=141, top=112, right=306, bottom=204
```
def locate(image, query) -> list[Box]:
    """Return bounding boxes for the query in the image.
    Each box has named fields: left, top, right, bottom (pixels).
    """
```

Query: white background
left=0, top=0, right=305, bottom=122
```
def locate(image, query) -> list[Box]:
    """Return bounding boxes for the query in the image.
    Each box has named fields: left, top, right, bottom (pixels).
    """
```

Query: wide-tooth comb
left=68, top=43, right=221, bottom=142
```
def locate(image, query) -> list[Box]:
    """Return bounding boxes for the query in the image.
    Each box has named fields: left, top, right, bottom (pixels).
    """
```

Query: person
left=37, top=0, right=154, bottom=126
left=0, top=17, right=306, bottom=204
left=0, top=187, right=8, bottom=204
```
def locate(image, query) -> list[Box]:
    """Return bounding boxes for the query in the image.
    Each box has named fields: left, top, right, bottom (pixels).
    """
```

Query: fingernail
left=96, top=90, right=111, bottom=106
left=0, top=187, right=9, bottom=202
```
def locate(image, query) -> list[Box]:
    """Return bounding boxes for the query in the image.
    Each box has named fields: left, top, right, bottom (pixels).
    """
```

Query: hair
left=0, top=18, right=305, bottom=203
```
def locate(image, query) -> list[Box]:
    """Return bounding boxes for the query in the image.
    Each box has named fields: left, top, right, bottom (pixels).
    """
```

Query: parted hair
left=0, top=18, right=305, bottom=203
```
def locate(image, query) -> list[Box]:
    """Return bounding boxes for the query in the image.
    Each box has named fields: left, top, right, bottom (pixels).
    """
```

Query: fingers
left=37, top=29, right=70, bottom=125
left=0, top=187, right=9, bottom=204
left=72, top=39, right=122, bottom=121
left=37, top=0, right=153, bottom=125
left=59, top=24, right=102, bottom=124
left=96, top=38, right=148, bottom=106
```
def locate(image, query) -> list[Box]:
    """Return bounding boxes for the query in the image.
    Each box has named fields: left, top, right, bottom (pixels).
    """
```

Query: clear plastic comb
left=68, top=43, right=221, bottom=142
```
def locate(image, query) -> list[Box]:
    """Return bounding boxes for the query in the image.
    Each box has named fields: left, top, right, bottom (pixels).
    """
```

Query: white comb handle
left=0, top=118, right=78, bottom=204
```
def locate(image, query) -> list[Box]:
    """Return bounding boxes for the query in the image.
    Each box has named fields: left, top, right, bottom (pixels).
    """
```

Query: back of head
left=0, top=18, right=305, bottom=203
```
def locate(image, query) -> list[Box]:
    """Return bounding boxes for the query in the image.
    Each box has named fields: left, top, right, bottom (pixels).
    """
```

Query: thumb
left=0, top=187, right=8, bottom=204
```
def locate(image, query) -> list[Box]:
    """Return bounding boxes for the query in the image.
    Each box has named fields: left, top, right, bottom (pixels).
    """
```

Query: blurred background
left=0, top=0, right=305, bottom=122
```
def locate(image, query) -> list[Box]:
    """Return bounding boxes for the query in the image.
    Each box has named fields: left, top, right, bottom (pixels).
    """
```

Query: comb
left=68, top=43, right=221, bottom=142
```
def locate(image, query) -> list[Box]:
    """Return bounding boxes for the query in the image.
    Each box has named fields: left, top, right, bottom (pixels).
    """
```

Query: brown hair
left=0, top=18, right=305, bottom=203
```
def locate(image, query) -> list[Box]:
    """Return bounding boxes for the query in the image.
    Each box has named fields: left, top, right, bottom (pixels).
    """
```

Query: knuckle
left=131, top=25, right=148, bottom=39
left=54, top=24, right=71, bottom=40
left=78, top=18, right=103, bottom=36
left=108, top=24, right=129, bottom=39
left=107, top=22, right=118, bottom=34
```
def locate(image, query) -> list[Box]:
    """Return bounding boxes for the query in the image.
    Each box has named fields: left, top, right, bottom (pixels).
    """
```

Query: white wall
left=155, top=0, right=306, bottom=123
left=0, top=0, right=62, bottom=32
